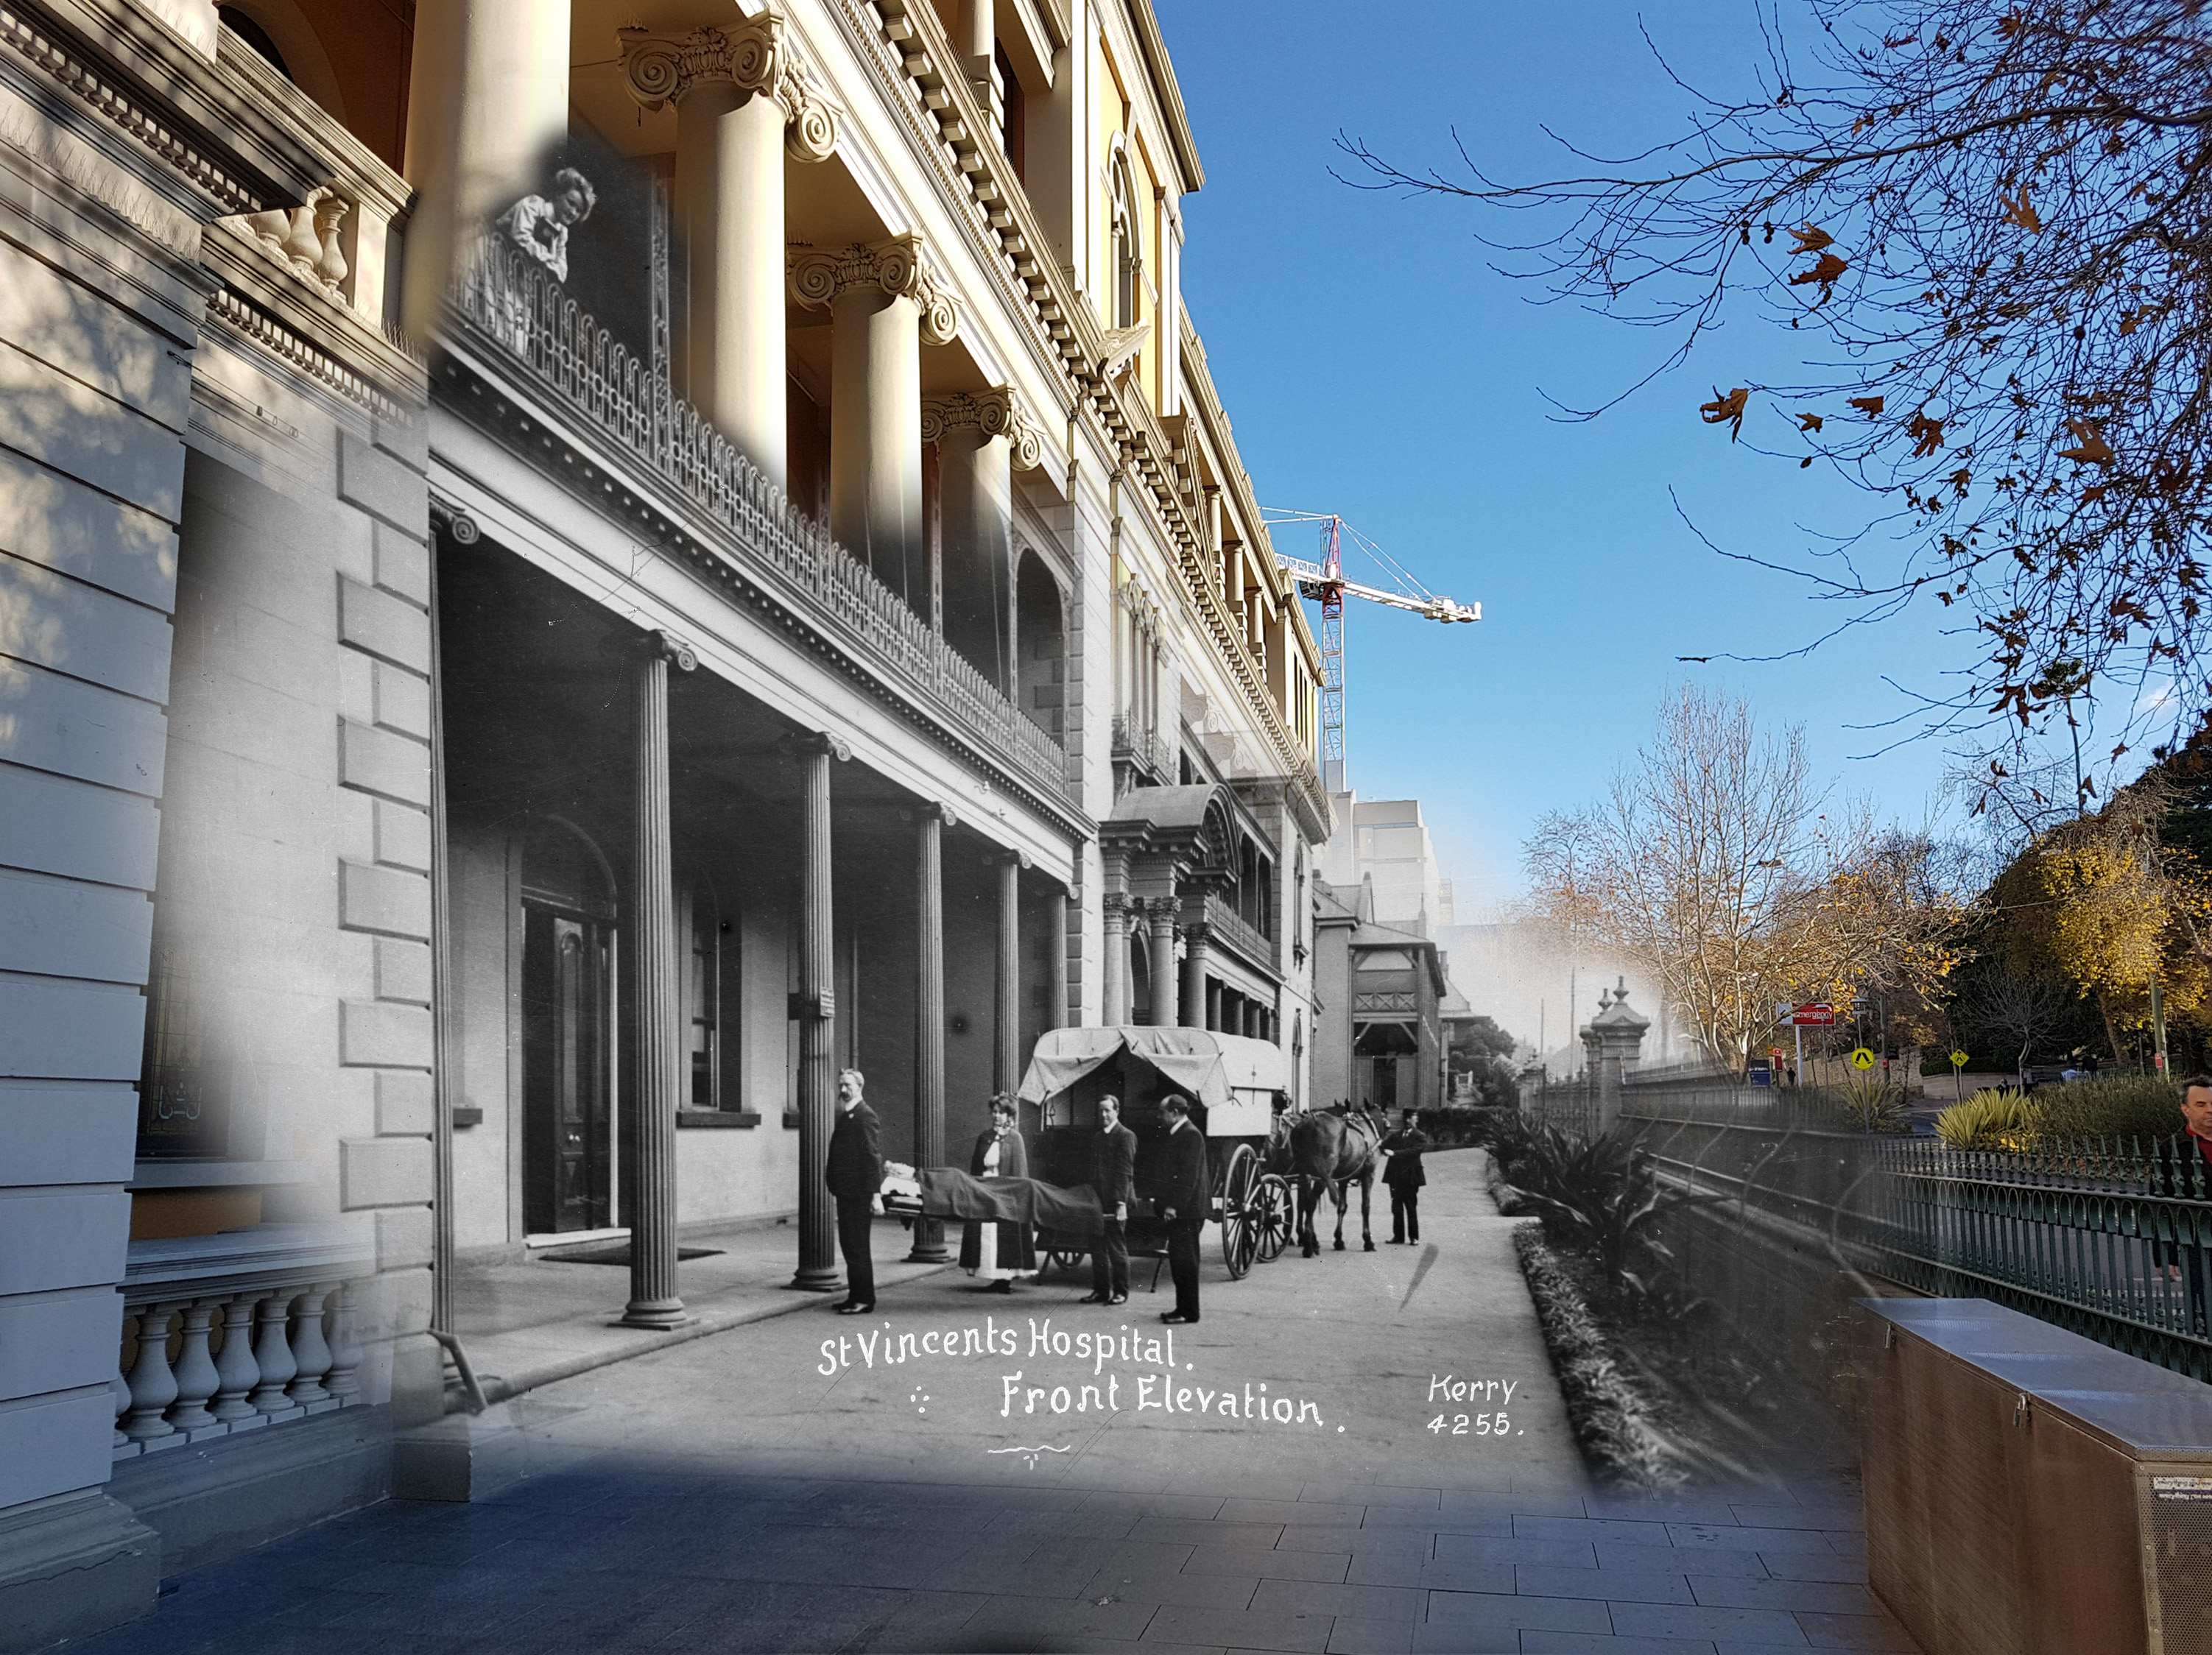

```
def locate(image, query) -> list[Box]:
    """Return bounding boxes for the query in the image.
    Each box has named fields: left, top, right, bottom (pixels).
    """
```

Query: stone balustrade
left=113, top=1224, right=376, bottom=1459
left=208, top=24, right=411, bottom=329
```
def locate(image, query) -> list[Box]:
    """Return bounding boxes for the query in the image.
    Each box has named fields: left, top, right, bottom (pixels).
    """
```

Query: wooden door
left=523, top=903, right=614, bottom=1233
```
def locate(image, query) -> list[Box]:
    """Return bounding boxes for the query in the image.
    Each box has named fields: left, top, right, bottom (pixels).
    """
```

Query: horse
left=1289, top=1102, right=1385, bottom=1255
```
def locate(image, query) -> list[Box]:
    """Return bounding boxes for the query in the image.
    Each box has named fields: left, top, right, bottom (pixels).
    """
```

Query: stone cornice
left=920, top=389, right=1043, bottom=472
left=787, top=235, right=958, bottom=345
left=201, top=230, right=425, bottom=418
left=618, top=11, right=839, bottom=164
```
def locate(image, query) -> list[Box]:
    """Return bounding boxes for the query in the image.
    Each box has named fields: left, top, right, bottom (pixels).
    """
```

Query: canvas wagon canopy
left=1016, top=1026, right=1290, bottom=1112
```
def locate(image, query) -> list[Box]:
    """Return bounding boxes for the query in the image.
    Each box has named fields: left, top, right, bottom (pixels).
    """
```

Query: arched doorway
left=519, top=816, right=618, bottom=1235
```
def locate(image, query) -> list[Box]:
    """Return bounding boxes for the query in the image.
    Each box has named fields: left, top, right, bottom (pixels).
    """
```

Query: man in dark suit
left=1380, top=1109, right=1430, bottom=1244
left=825, top=1068, right=883, bottom=1313
left=1082, top=1094, right=1137, bottom=1306
left=1157, top=1094, right=1208, bottom=1324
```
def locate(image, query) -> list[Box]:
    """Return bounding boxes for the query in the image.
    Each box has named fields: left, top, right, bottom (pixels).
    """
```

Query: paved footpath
left=57, top=1154, right=1917, bottom=1654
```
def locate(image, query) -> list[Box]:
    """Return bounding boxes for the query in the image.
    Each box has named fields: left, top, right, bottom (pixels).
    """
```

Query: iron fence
left=1864, top=1137, right=2212, bottom=1381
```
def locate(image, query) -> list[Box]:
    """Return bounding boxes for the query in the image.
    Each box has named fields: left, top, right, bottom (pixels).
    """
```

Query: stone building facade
left=0, top=0, right=1327, bottom=1642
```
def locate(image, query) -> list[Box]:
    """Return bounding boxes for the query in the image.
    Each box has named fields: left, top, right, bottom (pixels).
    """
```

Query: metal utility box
left=1856, top=1298, right=2212, bottom=1654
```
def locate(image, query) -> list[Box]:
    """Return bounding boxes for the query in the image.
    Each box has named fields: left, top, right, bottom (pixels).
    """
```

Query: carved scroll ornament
left=786, top=236, right=959, bottom=347
left=920, top=389, right=1046, bottom=472
left=618, top=12, right=839, bottom=163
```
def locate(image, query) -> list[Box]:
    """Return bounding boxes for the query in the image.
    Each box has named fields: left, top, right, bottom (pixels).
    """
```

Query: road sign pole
left=1794, top=1025, right=1804, bottom=1089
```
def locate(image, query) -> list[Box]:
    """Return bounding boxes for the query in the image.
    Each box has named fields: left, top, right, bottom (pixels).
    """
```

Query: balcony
left=1111, top=713, right=1174, bottom=785
left=450, top=241, right=1075, bottom=814
left=1205, top=891, right=1280, bottom=976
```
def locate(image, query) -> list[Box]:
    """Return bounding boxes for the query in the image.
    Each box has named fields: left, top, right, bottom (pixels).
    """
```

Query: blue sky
left=1154, top=0, right=1984, bottom=915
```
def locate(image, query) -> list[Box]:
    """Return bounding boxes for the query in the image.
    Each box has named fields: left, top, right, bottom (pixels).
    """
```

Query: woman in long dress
left=959, top=1094, right=1038, bottom=1292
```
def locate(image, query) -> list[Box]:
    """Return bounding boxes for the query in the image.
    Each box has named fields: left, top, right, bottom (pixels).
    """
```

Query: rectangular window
left=686, top=894, right=740, bottom=1111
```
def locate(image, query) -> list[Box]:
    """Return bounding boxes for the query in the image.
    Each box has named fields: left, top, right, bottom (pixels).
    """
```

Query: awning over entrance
left=1016, top=1026, right=1289, bottom=1110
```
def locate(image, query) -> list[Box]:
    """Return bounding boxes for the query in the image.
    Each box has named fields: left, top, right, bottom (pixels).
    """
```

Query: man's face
left=837, top=1073, right=861, bottom=1110
left=2183, top=1085, right=2212, bottom=1140
left=1099, top=1099, right=1119, bottom=1132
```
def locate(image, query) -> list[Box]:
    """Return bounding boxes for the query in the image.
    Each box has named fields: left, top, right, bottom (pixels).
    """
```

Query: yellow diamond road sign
left=1950, top=1050, right=1970, bottom=1068
left=1850, top=1047, right=1878, bottom=1070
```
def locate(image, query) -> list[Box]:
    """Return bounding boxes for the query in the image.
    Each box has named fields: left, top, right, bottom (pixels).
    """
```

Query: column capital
left=982, top=848, right=1034, bottom=871
left=601, top=629, right=699, bottom=671
left=782, top=730, right=852, bottom=762
left=921, top=388, right=1045, bottom=471
left=918, top=801, right=959, bottom=829
left=788, top=236, right=959, bottom=345
left=619, top=13, right=840, bottom=162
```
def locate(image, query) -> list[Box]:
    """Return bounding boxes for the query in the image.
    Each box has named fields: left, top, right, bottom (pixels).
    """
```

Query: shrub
left=2029, top=1076, right=2185, bottom=1143
left=1935, top=1087, right=2040, bottom=1151
left=1493, top=1122, right=1715, bottom=1300
left=1831, top=1075, right=1913, bottom=1134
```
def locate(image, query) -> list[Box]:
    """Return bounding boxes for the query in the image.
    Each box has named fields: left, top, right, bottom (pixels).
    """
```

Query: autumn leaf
left=1789, top=251, right=1849, bottom=299
left=1907, top=411, right=1945, bottom=456
left=2081, top=484, right=2107, bottom=503
left=1798, top=412, right=1824, bottom=433
left=1699, top=387, right=1750, bottom=440
left=2058, top=418, right=2114, bottom=465
left=1997, top=13, right=2024, bottom=36
left=1787, top=225, right=1834, bottom=255
left=1848, top=395, right=1886, bottom=418
left=2000, top=186, right=2041, bottom=232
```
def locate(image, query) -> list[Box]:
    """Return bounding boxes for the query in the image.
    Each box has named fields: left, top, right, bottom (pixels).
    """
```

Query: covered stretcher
left=916, top=1168, right=1104, bottom=1238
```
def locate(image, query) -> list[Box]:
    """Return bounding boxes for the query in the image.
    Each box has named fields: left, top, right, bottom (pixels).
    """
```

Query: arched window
left=1110, top=150, right=1140, bottom=331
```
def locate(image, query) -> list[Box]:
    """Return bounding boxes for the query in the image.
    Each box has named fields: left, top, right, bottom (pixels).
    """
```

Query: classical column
left=1182, top=921, right=1209, bottom=1031
left=1101, top=892, right=1128, bottom=1028
left=623, top=632, right=696, bottom=1329
left=996, top=854, right=1024, bottom=1093
left=1147, top=898, right=1178, bottom=1029
left=909, top=804, right=951, bottom=1262
left=790, top=239, right=958, bottom=600
left=792, top=732, right=848, bottom=1291
left=401, top=0, right=573, bottom=341
left=925, top=390, right=1044, bottom=691
left=1049, top=886, right=1069, bottom=1031
left=620, top=16, right=838, bottom=489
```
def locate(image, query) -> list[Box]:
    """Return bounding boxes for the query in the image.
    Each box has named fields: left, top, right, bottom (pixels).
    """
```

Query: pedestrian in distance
left=825, top=1068, right=882, bottom=1314
left=1081, top=1094, right=1136, bottom=1306
left=2158, top=1075, right=2212, bottom=1333
left=1379, top=1108, right=1430, bottom=1244
left=1157, top=1094, right=1208, bottom=1324
left=961, top=1093, right=1036, bottom=1294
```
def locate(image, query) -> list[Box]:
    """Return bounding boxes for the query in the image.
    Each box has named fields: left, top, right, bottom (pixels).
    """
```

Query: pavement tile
left=1023, top=1538, right=1199, bottom=1578
left=1433, top=1534, right=1598, bottom=1570
left=1134, top=1518, right=1289, bottom=1549
left=1342, top=1552, right=1431, bottom=1589
left=1417, top=1559, right=1518, bottom=1595
left=989, top=1505, right=1149, bottom=1540
left=1726, top=1504, right=1861, bottom=1533
left=1085, top=1563, right=1267, bottom=1610
left=1322, top=1614, right=1417, bottom=1654
left=1048, top=1643, right=1225, bottom=1655
left=1421, top=1589, right=1613, bottom=1636
left=1519, top=1636, right=1724, bottom=1655
left=1688, top=1577, right=1880, bottom=1615
left=1514, top=1562, right=1696, bottom=1604
left=1250, top=1577, right=1424, bottom=1623
left=1820, top=1534, right=1870, bottom=1561
left=1184, top=1546, right=1351, bottom=1583
left=1755, top=1553, right=1865, bottom=1584
left=1278, top=1526, right=1433, bottom=1556
left=1583, top=1495, right=1745, bottom=1526
left=1441, top=1490, right=1585, bottom=1520
left=1515, top=1516, right=1674, bottom=1547
left=1597, top=1542, right=1768, bottom=1578
left=1790, top=1611, right=1917, bottom=1651
left=1144, top=1603, right=1335, bottom=1652
left=1408, top=1628, right=1521, bottom=1655
left=1302, top=1483, right=1440, bottom=1509
left=1607, top=1602, right=1812, bottom=1644
left=1665, top=1525, right=1836, bottom=1556
left=1089, top=1493, right=1234, bottom=1520
left=964, top=1589, right=1163, bottom=1646
left=1224, top=1499, right=1368, bottom=1528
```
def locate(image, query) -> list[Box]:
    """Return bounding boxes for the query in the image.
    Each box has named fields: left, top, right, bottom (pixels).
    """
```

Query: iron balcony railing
left=1202, top=891, right=1279, bottom=975
left=456, top=241, right=1073, bottom=808
left=1110, top=712, right=1173, bottom=781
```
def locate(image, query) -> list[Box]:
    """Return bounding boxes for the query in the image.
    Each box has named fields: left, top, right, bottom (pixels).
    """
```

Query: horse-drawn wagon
left=1016, top=1027, right=1298, bottom=1280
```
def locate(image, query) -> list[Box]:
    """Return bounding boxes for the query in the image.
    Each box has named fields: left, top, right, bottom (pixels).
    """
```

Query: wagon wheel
left=1253, top=1173, right=1295, bottom=1263
left=1047, top=1247, right=1085, bottom=1280
left=1219, top=1144, right=1259, bottom=1280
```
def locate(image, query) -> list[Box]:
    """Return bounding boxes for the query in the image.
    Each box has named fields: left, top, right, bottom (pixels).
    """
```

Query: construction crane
left=1263, top=510, right=1479, bottom=792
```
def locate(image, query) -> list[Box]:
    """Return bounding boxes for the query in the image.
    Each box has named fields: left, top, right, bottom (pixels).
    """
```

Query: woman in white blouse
left=959, top=1094, right=1037, bottom=1291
